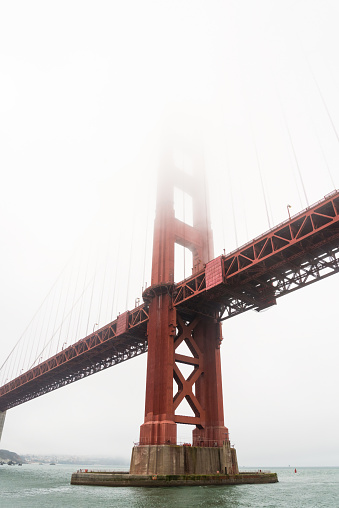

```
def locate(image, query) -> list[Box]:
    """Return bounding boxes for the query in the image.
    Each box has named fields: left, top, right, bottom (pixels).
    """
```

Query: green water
left=1, top=464, right=338, bottom=507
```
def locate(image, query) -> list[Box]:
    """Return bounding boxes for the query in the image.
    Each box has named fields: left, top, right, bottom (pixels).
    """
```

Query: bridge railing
left=224, top=188, right=339, bottom=260
left=172, top=189, right=339, bottom=318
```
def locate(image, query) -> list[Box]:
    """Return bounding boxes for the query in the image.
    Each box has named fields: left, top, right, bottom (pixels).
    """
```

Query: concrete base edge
left=129, top=443, right=239, bottom=475
left=71, top=472, right=278, bottom=487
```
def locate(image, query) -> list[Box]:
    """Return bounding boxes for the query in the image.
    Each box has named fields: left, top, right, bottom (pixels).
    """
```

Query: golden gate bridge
left=1, top=0, right=339, bottom=476
left=0, top=130, right=338, bottom=476
left=0, top=189, right=338, bottom=411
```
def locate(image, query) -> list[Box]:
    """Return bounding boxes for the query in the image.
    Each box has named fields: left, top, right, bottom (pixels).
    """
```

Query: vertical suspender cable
left=272, top=76, right=310, bottom=207
left=40, top=281, right=58, bottom=363
left=298, top=35, right=339, bottom=149
left=249, top=120, right=272, bottom=228
left=125, top=231, right=133, bottom=312
left=219, top=162, right=226, bottom=251
left=142, top=189, right=150, bottom=292
left=221, top=115, right=239, bottom=249
left=56, top=267, right=73, bottom=353
left=183, top=176, right=186, bottom=279
left=31, top=277, right=94, bottom=363
left=218, top=141, right=238, bottom=250
left=86, top=258, right=97, bottom=336
left=304, top=59, right=338, bottom=189
left=66, top=260, right=81, bottom=345
left=97, top=242, right=110, bottom=326
left=28, top=314, right=42, bottom=369
left=125, top=184, right=138, bottom=311
left=0, top=256, right=73, bottom=381
left=202, top=148, right=211, bottom=262
left=110, top=231, right=121, bottom=320
left=75, top=248, right=92, bottom=342
left=31, top=288, right=51, bottom=371
left=48, top=270, right=66, bottom=357
left=282, top=110, right=309, bottom=207
left=227, top=163, right=239, bottom=249
left=270, top=70, right=304, bottom=208
left=243, top=83, right=273, bottom=229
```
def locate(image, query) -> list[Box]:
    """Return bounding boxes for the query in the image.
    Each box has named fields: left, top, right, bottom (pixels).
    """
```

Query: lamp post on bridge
left=287, top=204, right=292, bottom=219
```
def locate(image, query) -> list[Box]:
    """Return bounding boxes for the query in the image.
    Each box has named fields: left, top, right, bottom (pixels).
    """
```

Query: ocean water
left=0, top=464, right=338, bottom=507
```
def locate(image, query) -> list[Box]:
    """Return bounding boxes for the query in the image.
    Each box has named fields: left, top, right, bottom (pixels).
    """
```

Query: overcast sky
left=1, top=0, right=339, bottom=467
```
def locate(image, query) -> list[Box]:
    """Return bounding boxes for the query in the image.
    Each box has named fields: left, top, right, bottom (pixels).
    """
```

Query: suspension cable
left=0, top=253, right=75, bottom=375
left=110, top=230, right=121, bottom=321
left=97, top=242, right=110, bottom=326
left=303, top=58, right=338, bottom=189
left=29, top=277, right=94, bottom=368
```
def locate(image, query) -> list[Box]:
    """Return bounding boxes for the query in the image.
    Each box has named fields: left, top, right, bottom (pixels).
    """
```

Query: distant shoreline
left=0, top=449, right=129, bottom=466
left=0, top=449, right=25, bottom=464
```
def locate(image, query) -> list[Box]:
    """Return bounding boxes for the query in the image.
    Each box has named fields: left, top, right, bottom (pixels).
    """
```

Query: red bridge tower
left=130, top=138, right=238, bottom=475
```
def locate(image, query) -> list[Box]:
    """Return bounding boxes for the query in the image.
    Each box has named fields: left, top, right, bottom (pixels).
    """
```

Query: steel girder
left=218, top=244, right=339, bottom=321
left=1, top=191, right=339, bottom=411
left=0, top=304, right=149, bottom=411
left=174, top=189, right=339, bottom=319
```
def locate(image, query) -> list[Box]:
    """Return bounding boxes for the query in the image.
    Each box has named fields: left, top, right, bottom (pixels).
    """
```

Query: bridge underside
left=174, top=190, right=339, bottom=320
left=0, top=307, right=148, bottom=411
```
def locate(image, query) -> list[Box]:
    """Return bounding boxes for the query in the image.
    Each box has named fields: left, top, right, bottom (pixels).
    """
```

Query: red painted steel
left=116, top=311, right=129, bottom=335
left=205, top=256, right=224, bottom=290
left=0, top=304, right=149, bottom=411
left=173, top=189, right=339, bottom=319
left=0, top=179, right=338, bottom=418
left=139, top=142, right=228, bottom=446
left=173, top=315, right=228, bottom=445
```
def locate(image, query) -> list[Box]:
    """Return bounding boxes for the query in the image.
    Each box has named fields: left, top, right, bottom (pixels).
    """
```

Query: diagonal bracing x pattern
left=173, top=315, right=205, bottom=427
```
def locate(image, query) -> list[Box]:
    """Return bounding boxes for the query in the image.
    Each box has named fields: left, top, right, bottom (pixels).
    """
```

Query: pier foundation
left=129, top=441, right=238, bottom=476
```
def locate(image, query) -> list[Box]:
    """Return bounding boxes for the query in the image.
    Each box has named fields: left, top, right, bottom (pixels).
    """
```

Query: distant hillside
left=0, top=449, right=25, bottom=464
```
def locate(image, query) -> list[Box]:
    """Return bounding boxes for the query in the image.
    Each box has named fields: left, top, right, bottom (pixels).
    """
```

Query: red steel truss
left=138, top=140, right=228, bottom=447
left=0, top=189, right=339, bottom=413
left=0, top=305, right=148, bottom=411
left=173, top=189, right=339, bottom=320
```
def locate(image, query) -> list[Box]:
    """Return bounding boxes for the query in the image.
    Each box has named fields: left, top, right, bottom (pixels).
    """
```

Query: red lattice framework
left=0, top=305, right=149, bottom=410
left=174, top=189, right=339, bottom=320
left=173, top=315, right=205, bottom=427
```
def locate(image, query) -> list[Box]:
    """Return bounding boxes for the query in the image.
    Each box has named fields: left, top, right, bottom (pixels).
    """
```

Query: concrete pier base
left=71, top=443, right=278, bottom=487
left=0, top=411, right=6, bottom=442
left=129, top=442, right=239, bottom=476
left=71, top=471, right=278, bottom=487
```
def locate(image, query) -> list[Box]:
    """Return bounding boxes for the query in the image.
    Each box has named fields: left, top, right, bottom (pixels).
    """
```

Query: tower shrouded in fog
left=130, top=132, right=239, bottom=475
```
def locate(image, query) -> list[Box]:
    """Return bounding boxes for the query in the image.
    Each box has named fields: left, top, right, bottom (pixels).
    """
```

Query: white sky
left=1, top=0, right=339, bottom=467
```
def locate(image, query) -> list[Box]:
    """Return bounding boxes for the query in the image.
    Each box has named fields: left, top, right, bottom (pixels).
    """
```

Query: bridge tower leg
left=0, top=411, right=6, bottom=442
left=130, top=137, right=238, bottom=475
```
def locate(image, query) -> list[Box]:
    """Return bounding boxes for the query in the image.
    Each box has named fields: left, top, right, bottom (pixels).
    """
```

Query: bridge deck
left=0, top=306, right=149, bottom=411
left=174, top=189, right=339, bottom=320
left=1, top=190, right=338, bottom=411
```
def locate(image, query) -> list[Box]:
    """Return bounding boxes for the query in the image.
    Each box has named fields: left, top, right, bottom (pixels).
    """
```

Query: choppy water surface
left=1, top=464, right=338, bottom=507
